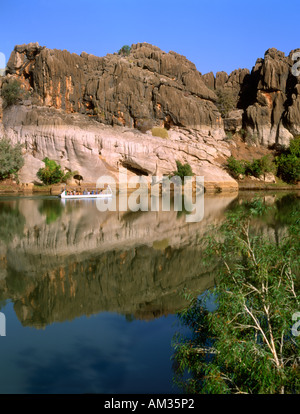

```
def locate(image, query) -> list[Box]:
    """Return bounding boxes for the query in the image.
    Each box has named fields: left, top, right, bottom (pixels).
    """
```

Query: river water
left=0, top=191, right=298, bottom=394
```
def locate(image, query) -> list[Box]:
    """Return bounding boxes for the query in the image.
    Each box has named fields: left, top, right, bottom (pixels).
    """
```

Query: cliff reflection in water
left=0, top=194, right=238, bottom=327
left=1, top=192, right=296, bottom=329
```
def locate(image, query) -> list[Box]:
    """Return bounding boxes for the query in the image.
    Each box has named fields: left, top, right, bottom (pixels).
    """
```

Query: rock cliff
left=1, top=42, right=238, bottom=191
left=5, top=42, right=221, bottom=132
left=1, top=42, right=300, bottom=190
left=203, top=48, right=300, bottom=146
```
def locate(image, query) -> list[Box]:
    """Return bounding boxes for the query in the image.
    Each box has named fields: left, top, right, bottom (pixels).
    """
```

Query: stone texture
left=223, top=109, right=243, bottom=133
left=215, top=71, right=229, bottom=89
left=4, top=42, right=223, bottom=136
left=202, top=71, right=215, bottom=90
left=243, top=49, right=294, bottom=146
left=2, top=104, right=237, bottom=192
left=284, top=48, right=300, bottom=136
left=4, top=41, right=300, bottom=193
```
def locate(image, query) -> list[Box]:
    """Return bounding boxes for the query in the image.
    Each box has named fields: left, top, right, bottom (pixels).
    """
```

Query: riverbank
left=238, top=180, right=300, bottom=191
left=0, top=179, right=299, bottom=196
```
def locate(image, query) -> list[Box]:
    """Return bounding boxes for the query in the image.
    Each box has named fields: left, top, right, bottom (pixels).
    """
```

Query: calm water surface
left=0, top=191, right=298, bottom=394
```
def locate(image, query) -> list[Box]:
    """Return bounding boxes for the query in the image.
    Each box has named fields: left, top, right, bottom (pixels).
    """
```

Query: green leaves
left=118, top=45, right=131, bottom=56
left=172, top=198, right=300, bottom=394
left=226, top=155, right=276, bottom=179
left=37, top=158, right=77, bottom=185
left=1, top=79, right=24, bottom=107
left=0, top=137, right=24, bottom=180
left=37, top=157, right=64, bottom=185
left=172, top=161, right=194, bottom=181
left=275, top=136, right=300, bottom=184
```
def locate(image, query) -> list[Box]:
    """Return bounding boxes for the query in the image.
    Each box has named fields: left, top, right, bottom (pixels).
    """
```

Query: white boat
left=60, top=186, right=113, bottom=199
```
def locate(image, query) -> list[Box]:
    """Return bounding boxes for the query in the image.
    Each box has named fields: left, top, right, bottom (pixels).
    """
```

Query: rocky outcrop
left=202, top=68, right=250, bottom=134
left=202, top=68, right=250, bottom=97
left=2, top=100, right=237, bottom=191
left=0, top=42, right=242, bottom=192
left=243, top=48, right=294, bottom=146
left=3, top=42, right=300, bottom=190
left=202, top=48, right=300, bottom=147
left=4, top=42, right=223, bottom=134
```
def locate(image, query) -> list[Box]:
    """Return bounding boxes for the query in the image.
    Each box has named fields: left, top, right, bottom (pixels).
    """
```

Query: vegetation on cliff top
left=118, top=45, right=131, bottom=56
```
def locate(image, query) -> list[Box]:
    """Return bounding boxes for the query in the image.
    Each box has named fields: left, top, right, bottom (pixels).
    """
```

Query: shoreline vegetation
left=0, top=183, right=299, bottom=197
left=0, top=177, right=299, bottom=196
left=172, top=197, right=300, bottom=394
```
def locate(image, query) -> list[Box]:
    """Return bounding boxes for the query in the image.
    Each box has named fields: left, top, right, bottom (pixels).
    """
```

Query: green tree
left=172, top=161, right=194, bottom=181
left=1, top=79, right=23, bottom=107
left=0, top=137, right=24, bottom=180
left=226, top=156, right=246, bottom=178
left=276, top=154, right=300, bottom=184
left=37, top=158, right=64, bottom=185
left=226, top=155, right=276, bottom=180
left=37, top=158, right=78, bottom=185
left=118, top=45, right=131, bottom=56
left=275, top=136, right=300, bottom=184
left=172, top=199, right=299, bottom=394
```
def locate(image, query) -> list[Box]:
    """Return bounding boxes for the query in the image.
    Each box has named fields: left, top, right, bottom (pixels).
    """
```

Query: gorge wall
left=203, top=47, right=300, bottom=146
left=1, top=42, right=300, bottom=190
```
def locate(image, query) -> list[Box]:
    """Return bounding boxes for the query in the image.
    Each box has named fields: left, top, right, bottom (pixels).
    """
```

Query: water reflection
left=0, top=194, right=238, bottom=328
left=0, top=192, right=298, bottom=329
left=0, top=191, right=299, bottom=394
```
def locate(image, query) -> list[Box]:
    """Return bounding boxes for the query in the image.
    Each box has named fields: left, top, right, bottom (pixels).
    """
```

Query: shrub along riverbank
left=226, top=136, right=300, bottom=185
left=172, top=198, right=299, bottom=394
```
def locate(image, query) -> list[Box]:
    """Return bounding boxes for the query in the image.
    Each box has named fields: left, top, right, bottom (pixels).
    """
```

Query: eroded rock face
left=0, top=42, right=239, bottom=190
left=4, top=42, right=300, bottom=191
left=2, top=104, right=237, bottom=191
left=4, top=42, right=223, bottom=134
left=202, top=47, right=300, bottom=147
left=284, top=48, right=300, bottom=136
left=243, top=48, right=294, bottom=146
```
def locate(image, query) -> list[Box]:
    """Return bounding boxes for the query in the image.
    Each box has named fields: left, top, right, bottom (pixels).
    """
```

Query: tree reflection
left=0, top=203, right=25, bottom=243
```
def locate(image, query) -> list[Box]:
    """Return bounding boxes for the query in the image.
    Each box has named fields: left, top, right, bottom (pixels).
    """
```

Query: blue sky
left=0, top=0, right=299, bottom=75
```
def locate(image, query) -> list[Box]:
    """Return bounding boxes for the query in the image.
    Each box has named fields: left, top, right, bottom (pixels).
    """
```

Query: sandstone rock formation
left=0, top=42, right=242, bottom=192
left=2, top=103, right=236, bottom=191
left=203, top=48, right=300, bottom=146
left=4, top=42, right=222, bottom=133
left=2, top=42, right=300, bottom=191
left=243, top=48, right=294, bottom=146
